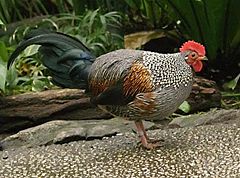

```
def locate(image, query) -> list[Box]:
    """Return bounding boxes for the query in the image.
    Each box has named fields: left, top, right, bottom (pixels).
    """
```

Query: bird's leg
left=135, top=120, right=149, bottom=140
left=139, top=120, right=164, bottom=144
left=134, top=120, right=149, bottom=148
left=134, top=120, right=164, bottom=149
left=134, top=120, right=158, bottom=149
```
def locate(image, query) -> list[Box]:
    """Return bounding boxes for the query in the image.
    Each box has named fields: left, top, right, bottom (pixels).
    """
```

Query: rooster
left=8, top=30, right=207, bottom=149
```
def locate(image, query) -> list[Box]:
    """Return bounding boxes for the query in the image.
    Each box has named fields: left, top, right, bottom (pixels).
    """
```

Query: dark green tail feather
left=8, top=29, right=95, bottom=89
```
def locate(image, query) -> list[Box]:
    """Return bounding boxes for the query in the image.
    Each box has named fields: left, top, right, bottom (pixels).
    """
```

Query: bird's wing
left=88, top=49, right=155, bottom=106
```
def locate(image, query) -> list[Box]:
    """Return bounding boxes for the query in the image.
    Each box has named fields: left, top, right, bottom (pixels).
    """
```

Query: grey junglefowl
left=8, top=29, right=207, bottom=149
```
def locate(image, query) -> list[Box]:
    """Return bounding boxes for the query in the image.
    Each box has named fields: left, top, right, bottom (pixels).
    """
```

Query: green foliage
left=125, top=0, right=162, bottom=28
left=54, top=9, right=123, bottom=56
left=0, top=18, right=4, bottom=25
left=123, top=0, right=171, bottom=31
left=221, top=90, right=240, bottom=109
left=0, top=43, right=53, bottom=96
left=54, top=0, right=125, bottom=15
left=160, top=0, right=240, bottom=62
left=0, top=41, right=8, bottom=93
left=0, top=0, right=125, bottom=24
left=6, top=46, right=53, bottom=95
left=0, top=0, right=49, bottom=24
left=178, top=101, right=191, bottom=113
left=5, top=9, right=123, bottom=56
left=223, top=73, right=240, bottom=91
left=1, top=8, right=123, bottom=95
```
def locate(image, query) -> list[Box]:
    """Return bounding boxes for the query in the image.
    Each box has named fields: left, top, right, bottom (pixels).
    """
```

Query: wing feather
left=88, top=49, right=154, bottom=106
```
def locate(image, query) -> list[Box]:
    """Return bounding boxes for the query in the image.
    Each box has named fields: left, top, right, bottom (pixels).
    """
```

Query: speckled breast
left=99, top=81, right=193, bottom=121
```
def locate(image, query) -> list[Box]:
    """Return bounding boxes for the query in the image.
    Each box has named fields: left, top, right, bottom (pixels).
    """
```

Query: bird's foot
left=142, top=142, right=162, bottom=149
left=138, top=138, right=165, bottom=149
left=147, top=138, right=165, bottom=144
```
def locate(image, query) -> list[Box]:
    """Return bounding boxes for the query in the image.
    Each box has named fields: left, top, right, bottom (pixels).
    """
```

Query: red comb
left=179, top=40, right=205, bottom=56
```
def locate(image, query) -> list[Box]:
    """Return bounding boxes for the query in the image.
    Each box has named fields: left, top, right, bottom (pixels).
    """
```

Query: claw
left=137, top=139, right=165, bottom=149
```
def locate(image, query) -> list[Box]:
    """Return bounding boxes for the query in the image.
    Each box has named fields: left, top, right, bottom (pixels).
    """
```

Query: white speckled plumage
left=142, top=51, right=192, bottom=89
left=89, top=49, right=193, bottom=121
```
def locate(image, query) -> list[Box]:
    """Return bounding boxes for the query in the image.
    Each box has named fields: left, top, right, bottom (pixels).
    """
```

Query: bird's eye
left=190, top=52, right=197, bottom=59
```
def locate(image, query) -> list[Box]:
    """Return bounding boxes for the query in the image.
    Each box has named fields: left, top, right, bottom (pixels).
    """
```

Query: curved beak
left=198, top=56, right=208, bottom=61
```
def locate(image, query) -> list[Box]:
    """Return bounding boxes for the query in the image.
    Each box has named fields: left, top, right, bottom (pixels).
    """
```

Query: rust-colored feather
left=123, top=62, right=154, bottom=96
left=89, top=79, right=115, bottom=96
left=129, top=92, right=157, bottom=116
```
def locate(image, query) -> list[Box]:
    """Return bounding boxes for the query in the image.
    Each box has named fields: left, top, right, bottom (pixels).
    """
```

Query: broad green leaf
left=0, top=0, right=10, bottom=23
left=0, top=58, right=7, bottom=92
left=223, top=73, right=240, bottom=90
left=99, top=15, right=106, bottom=30
left=23, top=45, right=40, bottom=57
left=89, top=9, right=99, bottom=33
left=224, top=0, right=240, bottom=52
left=0, top=41, right=8, bottom=93
left=162, top=0, right=240, bottom=61
left=178, top=101, right=191, bottom=113
left=32, top=79, right=44, bottom=92
left=0, top=19, right=4, bottom=25
left=6, top=66, right=19, bottom=89
left=0, top=41, right=8, bottom=62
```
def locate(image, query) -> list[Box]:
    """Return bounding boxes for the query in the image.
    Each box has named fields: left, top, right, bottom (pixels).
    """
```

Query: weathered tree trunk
left=0, top=89, right=111, bottom=133
left=186, top=77, right=222, bottom=113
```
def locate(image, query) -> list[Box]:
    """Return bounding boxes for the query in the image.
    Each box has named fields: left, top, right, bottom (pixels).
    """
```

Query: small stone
left=2, top=151, right=9, bottom=159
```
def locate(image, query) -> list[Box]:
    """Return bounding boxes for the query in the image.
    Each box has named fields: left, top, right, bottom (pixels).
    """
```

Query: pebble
left=1, top=151, right=8, bottom=160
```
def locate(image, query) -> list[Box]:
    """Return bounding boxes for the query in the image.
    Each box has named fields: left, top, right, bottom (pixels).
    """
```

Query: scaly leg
left=134, top=120, right=159, bottom=149
left=136, top=120, right=149, bottom=140
left=135, top=120, right=165, bottom=149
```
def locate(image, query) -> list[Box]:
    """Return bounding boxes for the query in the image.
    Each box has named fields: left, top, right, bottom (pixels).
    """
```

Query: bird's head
left=180, top=40, right=207, bottom=72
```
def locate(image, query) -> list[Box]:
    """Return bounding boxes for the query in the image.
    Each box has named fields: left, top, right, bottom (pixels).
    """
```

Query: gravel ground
left=0, top=123, right=240, bottom=178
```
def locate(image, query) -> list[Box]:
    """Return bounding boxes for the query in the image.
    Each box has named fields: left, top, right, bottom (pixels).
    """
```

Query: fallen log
left=0, top=89, right=111, bottom=133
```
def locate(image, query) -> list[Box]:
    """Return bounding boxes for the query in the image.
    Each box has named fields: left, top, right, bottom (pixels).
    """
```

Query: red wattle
left=192, top=60, right=203, bottom=72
